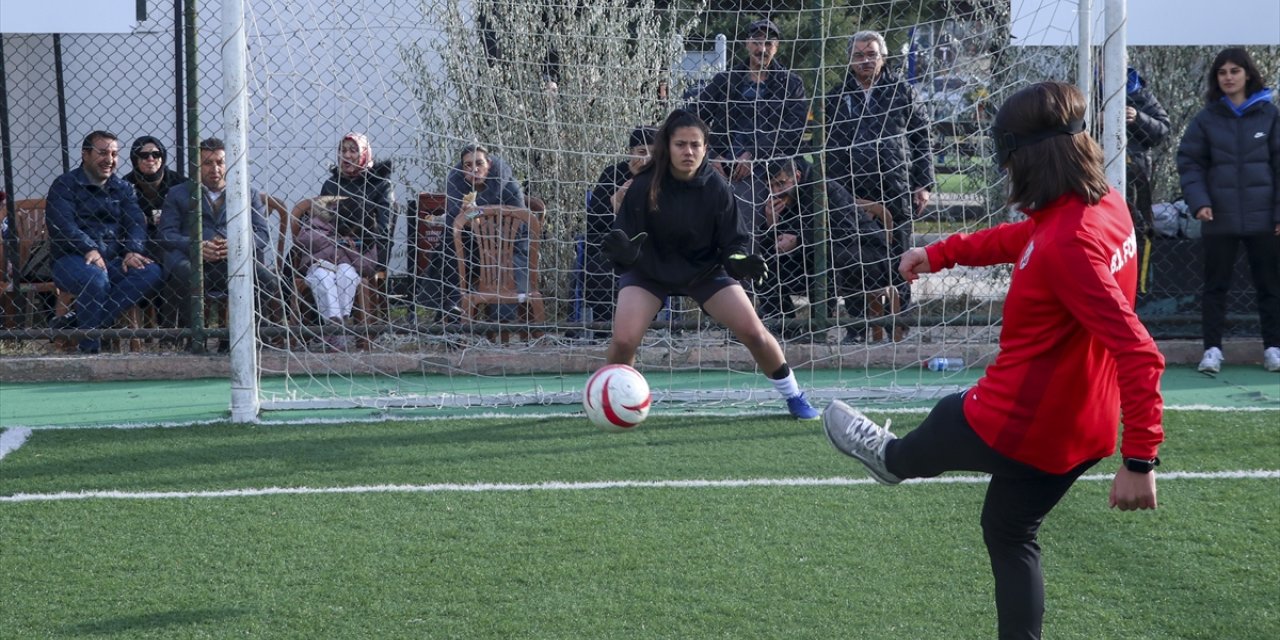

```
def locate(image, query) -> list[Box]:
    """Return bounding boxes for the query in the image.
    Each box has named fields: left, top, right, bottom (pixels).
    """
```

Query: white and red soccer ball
left=583, top=364, right=651, bottom=432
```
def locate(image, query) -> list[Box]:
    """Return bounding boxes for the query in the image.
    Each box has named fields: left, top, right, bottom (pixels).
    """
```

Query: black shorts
left=618, top=270, right=740, bottom=306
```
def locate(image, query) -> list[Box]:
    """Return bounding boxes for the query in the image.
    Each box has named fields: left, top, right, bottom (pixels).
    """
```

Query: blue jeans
left=52, top=255, right=163, bottom=352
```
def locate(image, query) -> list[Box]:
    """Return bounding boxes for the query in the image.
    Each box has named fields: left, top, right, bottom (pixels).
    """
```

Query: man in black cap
left=581, top=125, right=657, bottom=331
left=695, top=18, right=809, bottom=185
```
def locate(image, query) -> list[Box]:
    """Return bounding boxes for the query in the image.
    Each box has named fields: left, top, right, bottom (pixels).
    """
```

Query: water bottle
left=926, top=357, right=965, bottom=372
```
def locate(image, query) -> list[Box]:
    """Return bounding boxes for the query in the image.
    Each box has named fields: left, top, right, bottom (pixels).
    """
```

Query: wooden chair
left=453, top=205, right=545, bottom=340
left=12, top=198, right=145, bottom=351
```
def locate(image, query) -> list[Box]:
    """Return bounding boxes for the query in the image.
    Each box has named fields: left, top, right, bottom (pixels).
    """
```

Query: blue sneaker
left=786, top=392, right=821, bottom=421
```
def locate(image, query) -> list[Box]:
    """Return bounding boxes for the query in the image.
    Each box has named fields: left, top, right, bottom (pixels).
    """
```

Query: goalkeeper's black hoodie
left=612, top=161, right=750, bottom=292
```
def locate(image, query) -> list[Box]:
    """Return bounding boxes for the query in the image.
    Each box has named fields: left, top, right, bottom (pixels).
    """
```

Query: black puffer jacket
left=1125, top=68, right=1171, bottom=184
left=613, top=162, right=749, bottom=290
left=1177, top=89, right=1280, bottom=236
left=823, top=69, right=934, bottom=221
left=320, top=159, right=394, bottom=258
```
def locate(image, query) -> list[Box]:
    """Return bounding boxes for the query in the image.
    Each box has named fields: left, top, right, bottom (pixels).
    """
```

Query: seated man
left=158, top=137, right=281, bottom=344
left=584, top=125, right=656, bottom=328
left=826, top=170, right=894, bottom=344
left=45, top=130, right=164, bottom=354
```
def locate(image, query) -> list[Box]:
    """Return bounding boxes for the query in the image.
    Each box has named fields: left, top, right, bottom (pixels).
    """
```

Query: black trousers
left=1201, top=233, right=1280, bottom=349
left=884, top=392, right=1100, bottom=640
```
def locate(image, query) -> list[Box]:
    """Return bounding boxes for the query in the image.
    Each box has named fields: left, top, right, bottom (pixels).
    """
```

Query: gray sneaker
left=823, top=400, right=902, bottom=485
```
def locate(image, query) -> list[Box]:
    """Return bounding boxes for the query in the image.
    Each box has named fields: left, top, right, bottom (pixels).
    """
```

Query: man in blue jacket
left=158, top=137, right=280, bottom=343
left=45, top=130, right=164, bottom=354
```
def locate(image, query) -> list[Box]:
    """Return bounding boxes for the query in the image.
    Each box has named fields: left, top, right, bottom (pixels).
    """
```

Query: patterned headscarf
left=339, top=132, right=373, bottom=177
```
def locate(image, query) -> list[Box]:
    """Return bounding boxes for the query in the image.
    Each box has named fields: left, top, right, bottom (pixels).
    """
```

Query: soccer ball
left=583, top=364, right=652, bottom=432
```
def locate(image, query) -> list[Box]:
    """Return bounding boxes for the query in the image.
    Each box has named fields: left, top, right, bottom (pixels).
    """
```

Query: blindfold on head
left=992, top=119, right=1085, bottom=166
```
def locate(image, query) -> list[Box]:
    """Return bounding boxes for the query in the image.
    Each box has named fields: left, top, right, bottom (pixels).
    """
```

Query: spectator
left=583, top=125, right=656, bottom=329
left=294, top=196, right=380, bottom=350
left=417, top=145, right=527, bottom=322
left=1121, top=67, right=1171, bottom=236
left=1176, top=47, right=1280, bottom=374
left=158, top=137, right=282, bottom=346
left=319, top=132, right=394, bottom=265
left=823, top=30, right=934, bottom=332
left=695, top=18, right=808, bottom=184
left=45, top=130, right=163, bottom=354
left=123, top=135, right=185, bottom=329
left=755, top=158, right=815, bottom=326
left=602, top=108, right=820, bottom=421
left=819, top=167, right=895, bottom=344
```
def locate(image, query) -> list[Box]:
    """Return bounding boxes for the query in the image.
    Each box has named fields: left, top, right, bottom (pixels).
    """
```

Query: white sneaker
left=1264, top=347, right=1280, bottom=373
left=1198, top=347, right=1223, bottom=374
left=822, top=400, right=902, bottom=485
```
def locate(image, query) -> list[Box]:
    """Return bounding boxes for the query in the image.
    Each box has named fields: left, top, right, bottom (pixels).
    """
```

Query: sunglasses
left=136, top=151, right=163, bottom=160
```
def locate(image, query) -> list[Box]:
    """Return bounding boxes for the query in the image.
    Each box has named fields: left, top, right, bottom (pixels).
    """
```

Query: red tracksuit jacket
left=925, top=189, right=1164, bottom=474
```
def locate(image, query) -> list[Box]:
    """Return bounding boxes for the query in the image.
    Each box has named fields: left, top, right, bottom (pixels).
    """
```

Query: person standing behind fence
left=824, top=81, right=1164, bottom=640
left=1121, top=67, right=1171, bottom=237
left=823, top=30, right=934, bottom=335
left=695, top=18, right=808, bottom=185
left=320, top=133, right=394, bottom=266
left=1176, top=47, right=1280, bottom=374
left=45, top=130, right=163, bottom=354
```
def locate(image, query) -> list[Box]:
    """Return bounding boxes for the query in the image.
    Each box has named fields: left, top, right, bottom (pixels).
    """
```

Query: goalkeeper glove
left=601, top=229, right=648, bottom=267
left=725, top=253, right=768, bottom=283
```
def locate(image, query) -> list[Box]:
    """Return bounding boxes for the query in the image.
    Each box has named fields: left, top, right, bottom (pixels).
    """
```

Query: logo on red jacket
left=1019, top=240, right=1034, bottom=270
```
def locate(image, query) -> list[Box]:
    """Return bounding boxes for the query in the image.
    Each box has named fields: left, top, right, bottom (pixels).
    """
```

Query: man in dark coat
left=695, top=19, right=808, bottom=184
left=823, top=30, right=934, bottom=319
left=45, top=130, right=164, bottom=353
left=1123, top=67, right=1171, bottom=236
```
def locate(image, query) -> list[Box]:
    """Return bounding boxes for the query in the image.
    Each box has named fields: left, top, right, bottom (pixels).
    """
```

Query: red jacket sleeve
left=925, top=219, right=1036, bottom=270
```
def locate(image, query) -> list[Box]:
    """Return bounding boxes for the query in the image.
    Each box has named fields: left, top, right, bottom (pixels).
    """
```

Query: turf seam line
left=2, top=470, right=1276, bottom=503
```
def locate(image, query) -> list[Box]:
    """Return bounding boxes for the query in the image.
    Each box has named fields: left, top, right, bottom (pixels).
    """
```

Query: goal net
left=216, top=0, right=1102, bottom=418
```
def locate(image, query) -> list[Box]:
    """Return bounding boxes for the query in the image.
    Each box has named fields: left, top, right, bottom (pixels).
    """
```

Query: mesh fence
left=1, top=1, right=1276, bottom=368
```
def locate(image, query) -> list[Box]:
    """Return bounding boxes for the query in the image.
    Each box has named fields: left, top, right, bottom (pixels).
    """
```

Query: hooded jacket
left=613, top=161, right=750, bottom=290
left=123, top=136, right=185, bottom=232
left=1177, top=88, right=1280, bottom=235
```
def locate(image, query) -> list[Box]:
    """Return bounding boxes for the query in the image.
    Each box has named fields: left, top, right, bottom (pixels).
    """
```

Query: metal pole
left=53, top=35, right=70, bottom=173
left=185, top=0, right=206, bottom=353
left=809, top=0, right=829, bottom=328
left=0, top=36, right=15, bottom=215
left=1102, top=0, right=1127, bottom=193
left=1076, top=0, right=1092, bottom=107
left=222, top=0, right=260, bottom=423
left=173, top=0, right=185, bottom=175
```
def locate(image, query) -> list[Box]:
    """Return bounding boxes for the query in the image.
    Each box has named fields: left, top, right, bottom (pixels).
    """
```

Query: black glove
left=601, top=229, right=648, bottom=267
left=725, top=253, right=768, bottom=283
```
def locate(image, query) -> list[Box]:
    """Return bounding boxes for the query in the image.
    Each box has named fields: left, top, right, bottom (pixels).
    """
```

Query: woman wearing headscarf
left=320, top=133, right=395, bottom=265
left=124, top=135, right=184, bottom=330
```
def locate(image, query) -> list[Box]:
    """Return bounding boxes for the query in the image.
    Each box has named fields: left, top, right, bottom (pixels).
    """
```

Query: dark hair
left=995, top=82, right=1108, bottom=209
left=199, top=137, right=226, bottom=153
left=459, top=144, right=489, bottom=164
left=646, top=109, right=710, bottom=212
left=766, top=158, right=798, bottom=180
left=1205, top=47, right=1265, bottom=104
left=81, top=130, right=118, bottom=151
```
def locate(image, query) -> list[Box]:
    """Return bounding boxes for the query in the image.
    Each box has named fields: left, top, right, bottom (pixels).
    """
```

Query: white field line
left=0, top=427, right=32, bottom=461
left=1, top=470, right=1276, bottom=503
left=4, top=403, right=1275, bottom=431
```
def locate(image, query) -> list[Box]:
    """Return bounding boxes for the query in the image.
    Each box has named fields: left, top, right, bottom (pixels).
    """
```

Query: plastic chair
left=454, top=205, right=545, bottom=339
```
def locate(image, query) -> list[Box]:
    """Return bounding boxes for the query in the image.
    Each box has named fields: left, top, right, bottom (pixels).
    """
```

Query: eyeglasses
left=851, top=52, right=881, bottom=62
left=136, top=151, right=163, bottom=160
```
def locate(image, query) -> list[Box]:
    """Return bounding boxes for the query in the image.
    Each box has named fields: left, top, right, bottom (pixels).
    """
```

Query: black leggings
left=884, top=392, right=1100, bottom=640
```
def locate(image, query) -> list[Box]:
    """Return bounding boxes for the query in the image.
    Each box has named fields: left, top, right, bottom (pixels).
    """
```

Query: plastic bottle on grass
left=926, top=357, right=964, bottom=372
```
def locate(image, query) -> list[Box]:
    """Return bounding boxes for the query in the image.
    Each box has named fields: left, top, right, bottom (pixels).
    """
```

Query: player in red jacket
left=823, top=82, right=1164, bottom=640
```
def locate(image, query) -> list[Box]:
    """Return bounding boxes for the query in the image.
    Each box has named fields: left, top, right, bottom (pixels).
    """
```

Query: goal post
left=217, top=0, right=1132, bottom=421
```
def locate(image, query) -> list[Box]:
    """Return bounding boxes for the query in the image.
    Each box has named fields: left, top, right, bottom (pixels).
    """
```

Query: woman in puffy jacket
left=1176, top=47, right=1280, bottom=374
left=320, top=133, right=394, bottom=265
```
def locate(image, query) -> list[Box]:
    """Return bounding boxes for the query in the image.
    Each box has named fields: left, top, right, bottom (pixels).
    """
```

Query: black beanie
left=627, top=125, right=658, bottom=150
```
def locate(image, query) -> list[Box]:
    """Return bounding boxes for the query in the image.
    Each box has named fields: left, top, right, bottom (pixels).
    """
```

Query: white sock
left=770, top=371, right=801, bottom=399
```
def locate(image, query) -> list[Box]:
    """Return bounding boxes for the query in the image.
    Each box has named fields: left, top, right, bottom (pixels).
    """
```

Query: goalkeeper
left=601, top=109, right=820, bottom=421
